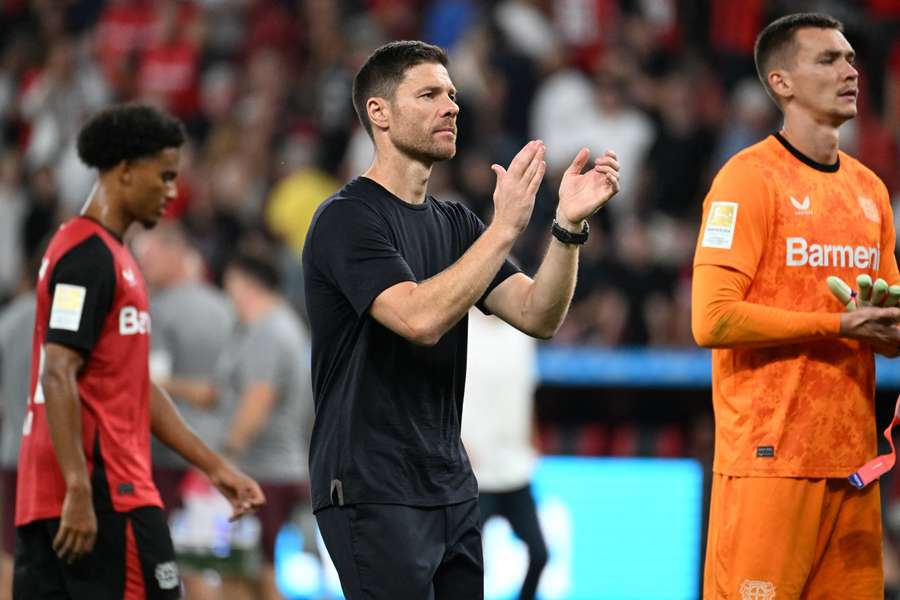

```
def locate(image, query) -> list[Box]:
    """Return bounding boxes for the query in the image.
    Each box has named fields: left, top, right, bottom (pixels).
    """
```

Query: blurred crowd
left=2, top=0, right=900, bottom=345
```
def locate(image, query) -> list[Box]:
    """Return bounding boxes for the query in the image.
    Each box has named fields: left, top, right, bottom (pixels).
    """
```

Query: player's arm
left=41, top=342, right=96, bottom=563
left=370, top=141, right=545, bottom=345
left=222, top=383, right=276, bottom=456
left=149, top=382, right=265, bottom=519
left=485, top=149, right=619, bottom=338
left=692, top=264, right=900, bottom=348
left=158, top=377, right=217, bottom=409
left=41, top=236, right=118, bottom=563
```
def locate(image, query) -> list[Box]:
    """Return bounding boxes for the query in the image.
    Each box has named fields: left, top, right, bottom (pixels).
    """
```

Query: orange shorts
left=704, top=474, right=883, bottom=599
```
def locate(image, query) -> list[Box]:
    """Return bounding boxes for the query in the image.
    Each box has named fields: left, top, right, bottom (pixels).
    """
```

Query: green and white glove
left=827, top=274, right=900, bottom=311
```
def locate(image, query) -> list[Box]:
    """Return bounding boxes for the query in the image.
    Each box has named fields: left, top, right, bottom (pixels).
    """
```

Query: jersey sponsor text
left=785, top=237, right=879, bottom=270
left=119, top=306, right=151, bottom=336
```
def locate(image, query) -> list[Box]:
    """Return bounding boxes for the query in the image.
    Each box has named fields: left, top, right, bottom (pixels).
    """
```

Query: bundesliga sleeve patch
left=49, top=284, right=87, bottom=331
left=701, top=201, right=739, bottom=249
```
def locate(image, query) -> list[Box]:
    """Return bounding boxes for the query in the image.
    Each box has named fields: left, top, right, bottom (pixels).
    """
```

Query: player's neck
left=781, top=113, right=841, bottom=165
left=80, top=182, right=130, bottom=238
left=364, top=146, right=432, bottom=205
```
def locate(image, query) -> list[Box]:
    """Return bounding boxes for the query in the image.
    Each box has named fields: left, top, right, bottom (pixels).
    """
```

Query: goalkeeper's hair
left=754, top=13, right=844, bottom=105
left=77, top=103, right=185, bottom=172
left=352, top=40, right=448, bottom=140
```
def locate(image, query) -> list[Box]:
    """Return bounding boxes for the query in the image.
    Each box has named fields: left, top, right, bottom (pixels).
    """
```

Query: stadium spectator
left=462, top=309, right=547, bottom=600
left=134, top=221, right=236, bottom=597
left=692, top=13, right=900, bottom=598
left=13, top=103, right=264, bottom=600
left=0, top=254, right=38, bottom=600
left=19, top=36, right=109, bottom=213
left=303, top=39, right=618, bottom=598
left=0, top=152, right=26, bottom=304
left=216, top=248, right=314, bottom=600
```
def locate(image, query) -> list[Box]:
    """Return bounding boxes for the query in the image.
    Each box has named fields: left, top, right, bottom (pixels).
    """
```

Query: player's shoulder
left=48, top=217, right=100, bottom=251
left=716, top=137, right=778, bottom=179
left=707, top=137, right=783, bottom=199
left=49, top=218, right=120, bottom=263
left=838, top=150, right=888, bottom=192
left=45, top=230, right=117, bottom=294
left=57, top=232, right=114, bottom=265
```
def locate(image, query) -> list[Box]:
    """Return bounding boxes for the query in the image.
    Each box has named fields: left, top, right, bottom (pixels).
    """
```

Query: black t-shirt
left=302, top=176, right=520, bottom=511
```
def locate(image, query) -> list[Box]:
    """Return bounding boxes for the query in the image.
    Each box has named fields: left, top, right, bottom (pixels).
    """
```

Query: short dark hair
left=77, top=103, right=186, bottom=171
left=754, top=13, right=844, bottom=103
left=352, top=40, right=448, bottom=139
left=225, top=248, right=282, bottom=292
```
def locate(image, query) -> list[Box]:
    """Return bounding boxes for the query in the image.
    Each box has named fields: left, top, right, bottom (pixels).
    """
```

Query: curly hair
left=76, top=103, right=185, bottom=171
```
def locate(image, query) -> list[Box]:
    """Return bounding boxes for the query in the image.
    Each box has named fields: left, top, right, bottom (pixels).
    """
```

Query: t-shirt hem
left=312, top=492, right=478, bottom=514
left=712, top=465, right=861, bottom=479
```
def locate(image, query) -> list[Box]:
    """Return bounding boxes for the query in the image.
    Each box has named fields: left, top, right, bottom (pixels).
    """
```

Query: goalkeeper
left=691, top=13, right=900, bottom=598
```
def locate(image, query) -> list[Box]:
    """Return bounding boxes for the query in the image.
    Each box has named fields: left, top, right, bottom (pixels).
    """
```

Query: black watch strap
left=551, top=220, right=589, bottom=245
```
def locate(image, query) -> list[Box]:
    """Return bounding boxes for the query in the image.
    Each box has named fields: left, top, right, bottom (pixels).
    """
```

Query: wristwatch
left=551, top=219, right=589, bottom=245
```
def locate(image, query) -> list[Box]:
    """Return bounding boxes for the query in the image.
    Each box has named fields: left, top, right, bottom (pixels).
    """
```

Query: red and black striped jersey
left=16, top=217, right=162, bottom=526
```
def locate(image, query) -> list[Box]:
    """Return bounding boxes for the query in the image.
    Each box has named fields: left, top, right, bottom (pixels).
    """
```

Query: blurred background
left=2, top=0, right=900, bottom=598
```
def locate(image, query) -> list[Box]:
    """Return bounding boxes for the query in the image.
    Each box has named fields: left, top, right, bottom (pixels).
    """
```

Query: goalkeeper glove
left=826, top=274, right=900, bottom=311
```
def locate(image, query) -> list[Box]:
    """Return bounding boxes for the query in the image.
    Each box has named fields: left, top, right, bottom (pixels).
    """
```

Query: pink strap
left=849, top=393, right=900, bottom=489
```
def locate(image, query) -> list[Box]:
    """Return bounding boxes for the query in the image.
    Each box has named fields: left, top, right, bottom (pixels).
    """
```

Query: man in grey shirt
left=0, top=265, right=37, bottom=600
left=216, top=248, right=313, bottom=600
left=134, top=223, right=235, bottom=510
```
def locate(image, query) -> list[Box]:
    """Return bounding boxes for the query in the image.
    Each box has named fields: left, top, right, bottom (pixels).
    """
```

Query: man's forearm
left=376, top=223, right=517, bottom=345
left=223, top=384, right=276, bottom=455
left=42, top=370, right=90, bottom=489
left=516, top=239, right=579, bottom=338
left=692, top=264, right=840, bottom=348
left=694, top=298, right=840, bottom=348
left=161, top=378, right=217, bottom=409
left=150, top=383, right=224, bottom=475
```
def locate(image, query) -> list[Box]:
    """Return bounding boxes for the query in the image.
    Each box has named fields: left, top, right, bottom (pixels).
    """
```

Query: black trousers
left=13, top=506, right=180, bottom=600
left=316, top=499, right=484, bottom=600
left=479, top=484, right=548, bottom=600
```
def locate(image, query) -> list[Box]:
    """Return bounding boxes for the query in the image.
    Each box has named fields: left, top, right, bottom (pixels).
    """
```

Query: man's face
left=385, top=62, right=459, bottom=163
left=780, top=27, right=859, bottom=124
left=124, top=147, right=180, bottom=228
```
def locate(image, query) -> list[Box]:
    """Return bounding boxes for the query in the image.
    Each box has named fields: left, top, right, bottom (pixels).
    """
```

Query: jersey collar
left=773, top=131, right=840, bottom=173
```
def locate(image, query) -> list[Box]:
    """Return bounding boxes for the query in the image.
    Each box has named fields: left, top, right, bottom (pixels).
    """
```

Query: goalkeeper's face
left=783, top=27, right=859, bottom=125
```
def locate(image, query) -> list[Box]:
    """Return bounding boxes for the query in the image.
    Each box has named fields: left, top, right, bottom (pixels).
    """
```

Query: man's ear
left=367, top=97, right=390, bottom=133
left=114, top=159, right=132, bottom=185
left=768, top=69, right=793, bottom=104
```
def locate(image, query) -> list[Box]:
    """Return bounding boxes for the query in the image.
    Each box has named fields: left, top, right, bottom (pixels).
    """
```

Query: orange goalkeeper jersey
left=693, top=133, right=900, bottom=478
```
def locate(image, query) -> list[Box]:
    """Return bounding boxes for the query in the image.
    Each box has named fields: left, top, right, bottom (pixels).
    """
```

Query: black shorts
left=13, top=506, right=180, bottom=600
left=2, top=468, right=17, bottom=555
left=316, top=499, right=484, bottom=600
